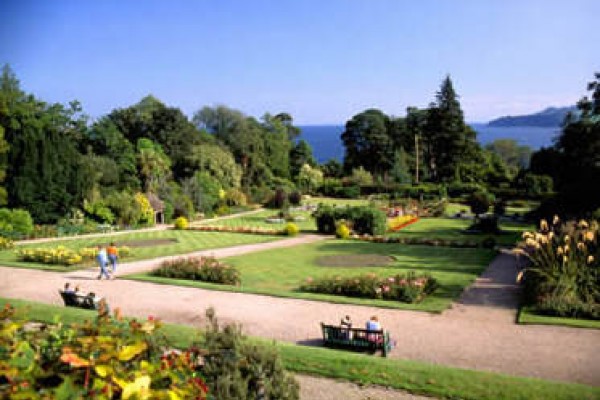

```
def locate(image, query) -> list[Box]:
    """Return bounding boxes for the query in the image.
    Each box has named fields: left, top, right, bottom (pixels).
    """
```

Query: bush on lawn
left=300, top=272, right=437, bottom=303
left=284, top=222, right=299, bottom=236
left=0, top=208, right=34, bottom=239
left=17, top=246, right=83, bottom=265
left=174, top=216, right=189, bottom=230
left=518, top=217, right=599, bottom=320
left=335, top=221, right=351, bottom=239
left=314, top=205, right=387, bottom=236
left=200, top=308, right=299, bottom=399
left=152, top=256, right=241, bottom=285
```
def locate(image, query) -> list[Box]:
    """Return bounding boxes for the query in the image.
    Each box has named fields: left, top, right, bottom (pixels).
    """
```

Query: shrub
left=314, top=205, right=387, bottom=236
left=466, top=216, right=500, bottom=234
left=288, top=191, right=302, bottom=206
left=152, top=256, right=241, bottom=285
left=335, top=221, right=351, bottom=239
left=0, top=208, right=34, bottom=238
left=225, top=188, right=248, bottom=207
left=265, top=188, right=288, bottom=209
left=174, top=216, right=189, bottom=230
left=468, top=190, right=494, bottom=216
left=0, top=237, right=14, bottom=249
left=17, top=246, right=83, bottom=265
left=135, top=193, right=155, bottom=226
left=284, top=222, right=299, bottom=236
left=447, top=182, right=484, bottom=198
left=300, top=272, right=438, bottom=303
left=518, top=217, right=599, bottom=320
left=349, top=166, right=373, bottom=186
left=200, top=308, right=299, bottom=399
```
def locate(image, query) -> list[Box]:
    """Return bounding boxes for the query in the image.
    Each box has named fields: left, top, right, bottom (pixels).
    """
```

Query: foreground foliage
left=519, top=217, right=599, bottom=320
left=0, top=304, right=299, bottom=399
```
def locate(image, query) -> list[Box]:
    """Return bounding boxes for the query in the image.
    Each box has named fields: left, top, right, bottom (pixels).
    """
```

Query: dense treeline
left=0, top=64, right=597, bottom=232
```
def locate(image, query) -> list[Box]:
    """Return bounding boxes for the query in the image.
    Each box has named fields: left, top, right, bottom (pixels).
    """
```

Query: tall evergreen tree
left=423, top=76, right=480, bottom=182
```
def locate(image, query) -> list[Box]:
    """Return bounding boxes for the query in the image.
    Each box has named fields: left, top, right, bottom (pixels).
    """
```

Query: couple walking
left=97, top=242, right=119, bottom=280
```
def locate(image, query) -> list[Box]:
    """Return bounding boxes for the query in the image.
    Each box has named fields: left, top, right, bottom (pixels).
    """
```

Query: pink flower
left=387, top=277, right=395, bottom=283
left=383, top=286, right=390, bottom=293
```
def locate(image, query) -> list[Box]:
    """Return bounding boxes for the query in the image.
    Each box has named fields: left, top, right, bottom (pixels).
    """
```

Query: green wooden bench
left=320, top=323, right=392, bottom=357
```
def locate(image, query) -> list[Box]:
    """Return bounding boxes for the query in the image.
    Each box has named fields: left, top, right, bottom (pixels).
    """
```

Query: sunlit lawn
left=130, top=239, right=496, bottom=312
left=0, top=230, right=281, bottom=272
left=387, top=217, right=532, bottom=246
left=197, top=209, right=317, bottom=231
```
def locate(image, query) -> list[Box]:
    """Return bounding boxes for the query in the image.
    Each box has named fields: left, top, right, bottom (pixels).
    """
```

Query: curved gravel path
left=1, top=245, right=599, bottom=389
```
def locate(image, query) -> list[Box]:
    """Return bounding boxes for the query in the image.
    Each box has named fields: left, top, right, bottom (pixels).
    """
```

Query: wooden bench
left=320, top=323, right=392, bottom=357
left=59, top=291, right=99, bottom=310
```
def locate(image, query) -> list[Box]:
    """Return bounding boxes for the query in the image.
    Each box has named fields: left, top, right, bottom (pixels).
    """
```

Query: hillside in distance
left=487, top=106, right=576, bottom=127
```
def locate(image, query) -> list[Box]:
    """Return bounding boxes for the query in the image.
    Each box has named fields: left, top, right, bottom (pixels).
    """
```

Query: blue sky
left=1, top=0, right=598, bottom=124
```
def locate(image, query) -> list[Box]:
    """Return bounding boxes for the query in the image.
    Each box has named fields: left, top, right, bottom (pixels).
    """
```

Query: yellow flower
left=522, top=232, right=533, bottom=239
left=588, top=255, right=595, bottom=264
left=540, top=219, right=549, bottom=231
left=557, top=246, right=564, bottom=255
left=577, top=242, right=585, bottom=251
left=564, top=244, right=570, bottom=253
left=563, top=255, right=568, bottom=264
left=578, top=219, right=589, bottom=229
left=564, top=235, right=570, bottom=243
left=553, top=215, right=560, bottom=225
left=585, top=231, right=595, bottom=242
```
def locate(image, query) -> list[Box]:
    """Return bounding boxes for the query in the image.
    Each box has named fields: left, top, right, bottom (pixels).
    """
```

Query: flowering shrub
left=350, top=234, right=483, bottom=248
left=0, top=304, right=209, bottom=399
left=188, top=225, right=284, bottom=235
left=314, top=205, right=387, bottom=236
left=152, top=256, right=241, bottom=285
left=518, top=217, right=599, bottom=320
left=0, top=305, right=300, bottom=399
left=0, top=237, right=14, bottom=250
left=174, top=216, right=189, bottom=230
left=17, top=246, right=83, bottom=265
left=387, top=215, right=419, bottom=231
left=284, top=222, right=299, bottom=236
left=17, top=246, right=132, bottom=266
left=300, top=272, right=438, bottom=303
left=336, top=221, right=351, bottom=239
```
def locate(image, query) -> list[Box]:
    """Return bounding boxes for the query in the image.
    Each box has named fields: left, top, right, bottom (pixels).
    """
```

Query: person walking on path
left=96, top=245, right=111, bottom=280
left=107, top=242, right=119, bottom=274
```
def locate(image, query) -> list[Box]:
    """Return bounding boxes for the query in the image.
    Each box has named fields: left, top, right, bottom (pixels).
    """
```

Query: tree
left=485, top=139, right=532, bottom=172
left=0, top=126, right=8, bottom=205
left=468, top=191, right=493, bottom=217
left=186, top=143, right=242, bottom=189
left=297, top=164, right=323, bottom=194
left=321, top=159, right=343, bottom=178
left=341, top=109, right=394, bottom=176
left=422, top=76, right=481, bottom=182
left=136, top=138, right=171, bottom=193
left=390, top=148, right=411, bottom=184
left=290, top=140, right=316, bottom=180
left=182, top=172, right=221, bottom=215
left=1, top=66, right=90, bottom=222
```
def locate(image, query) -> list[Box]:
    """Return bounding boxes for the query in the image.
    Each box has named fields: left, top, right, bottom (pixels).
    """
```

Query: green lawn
left=518, top=307, right=600, bottom=330
left=387, top=217, right=531, bottom=246
left=2, top=298, right=597, bottom=400
left=197, top=209, right=317, bottom=231
left=0, top=230, right=281, bottom=272
left=130, top=239, right=496, bottom=312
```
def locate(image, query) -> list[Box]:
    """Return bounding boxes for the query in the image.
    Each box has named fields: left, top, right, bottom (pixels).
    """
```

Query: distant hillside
left=488, top=106, right=576, bottom=127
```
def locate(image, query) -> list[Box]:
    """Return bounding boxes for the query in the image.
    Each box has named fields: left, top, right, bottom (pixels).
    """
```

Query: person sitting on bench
left=366, top=315, right=383, bottom=343
left=340, top=315, right=353, bottom=339
left=63, top=282, right=75, bottom=294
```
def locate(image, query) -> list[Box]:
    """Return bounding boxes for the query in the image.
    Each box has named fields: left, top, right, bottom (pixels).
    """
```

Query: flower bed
left=188, top=225, right=285, bottom=236
left=300, top=272, right=438, bottom=303
left=518, top=217, right=599, bottom=320
left=152, top=256, right=241, bottom=285
left=17, top=246, right=132, bottom=266
left=387, top=215, right=419, bottom=231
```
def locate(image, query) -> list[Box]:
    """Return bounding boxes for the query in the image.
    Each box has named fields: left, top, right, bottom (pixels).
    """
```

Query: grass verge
left=518, top=306, right=600, bottom=330
left=1, top=297, right=597, bottom=400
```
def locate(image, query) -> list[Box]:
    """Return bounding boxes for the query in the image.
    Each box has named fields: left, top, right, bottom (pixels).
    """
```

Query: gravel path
left=1, top=246, right=599, bottom=388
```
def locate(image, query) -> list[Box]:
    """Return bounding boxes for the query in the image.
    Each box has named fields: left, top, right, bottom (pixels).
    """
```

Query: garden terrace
left=130, top=239, right=495, bottom=312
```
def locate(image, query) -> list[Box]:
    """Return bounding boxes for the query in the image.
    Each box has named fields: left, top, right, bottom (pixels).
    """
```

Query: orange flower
left=60, top=347, right=90, bottom=368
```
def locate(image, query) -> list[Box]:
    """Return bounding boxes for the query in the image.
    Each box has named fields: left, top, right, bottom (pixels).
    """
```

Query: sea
left=297, top=123, right=562, bottom=163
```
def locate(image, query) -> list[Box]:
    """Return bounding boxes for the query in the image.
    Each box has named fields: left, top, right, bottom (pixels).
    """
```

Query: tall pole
left=415, top=134, right=420, bottom=184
